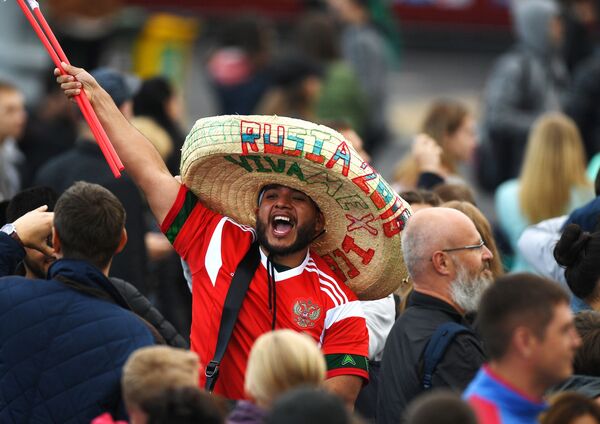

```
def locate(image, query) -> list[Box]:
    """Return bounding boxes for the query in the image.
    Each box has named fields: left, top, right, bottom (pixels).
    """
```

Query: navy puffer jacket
left=0, top=234, right=155, bottom=423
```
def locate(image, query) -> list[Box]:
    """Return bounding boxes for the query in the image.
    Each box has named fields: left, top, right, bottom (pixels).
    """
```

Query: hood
left=512, top=0, right=560, bottom=56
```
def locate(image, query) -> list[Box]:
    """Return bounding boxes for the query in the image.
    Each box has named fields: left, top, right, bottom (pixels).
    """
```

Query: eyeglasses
left=441, top=240, right=485, bottom=253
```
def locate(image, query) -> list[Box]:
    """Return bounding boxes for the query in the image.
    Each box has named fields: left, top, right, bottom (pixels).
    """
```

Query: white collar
left=259, top=247, right=310, bottom=282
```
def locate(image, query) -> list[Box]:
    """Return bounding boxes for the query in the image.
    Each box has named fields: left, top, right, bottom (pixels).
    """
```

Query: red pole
left=15, top=0, right=123, bottom=177
left=31, top=2, right=124, bottom=172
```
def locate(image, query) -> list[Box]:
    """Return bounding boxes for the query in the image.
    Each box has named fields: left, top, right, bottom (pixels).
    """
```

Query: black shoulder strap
left=55, top=274, right=130, bottom=309
left=205, top=241, right=261, bottom=392
left=421, top=321, right=473, bottom=390
left=55, top=274, right=166, bottom=344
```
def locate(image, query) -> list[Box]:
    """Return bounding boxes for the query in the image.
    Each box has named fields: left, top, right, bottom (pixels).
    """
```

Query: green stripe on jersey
left=165, top=190, right=198, bottom=244
left=325, top=353, right=369, bottom=372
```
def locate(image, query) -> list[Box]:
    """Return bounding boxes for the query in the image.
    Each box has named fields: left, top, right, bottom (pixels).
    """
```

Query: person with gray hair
left=377, top=207, right=492, bottom=424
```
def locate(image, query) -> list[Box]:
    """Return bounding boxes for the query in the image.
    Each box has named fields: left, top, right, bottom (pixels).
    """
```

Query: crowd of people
left=3, top=0, right=600, bottom=423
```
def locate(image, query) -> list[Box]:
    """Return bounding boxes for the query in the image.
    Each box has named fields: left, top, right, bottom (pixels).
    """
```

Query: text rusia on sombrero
left=181, top=115, right=412, bottom=300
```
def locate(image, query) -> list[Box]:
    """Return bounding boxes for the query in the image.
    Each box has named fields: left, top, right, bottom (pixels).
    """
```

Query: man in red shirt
left=162, top=183, right=369, bottom=401
left=56, top=64, right=410, bottom=405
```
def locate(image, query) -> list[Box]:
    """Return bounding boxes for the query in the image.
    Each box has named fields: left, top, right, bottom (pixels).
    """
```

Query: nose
left=274, top=189, right=293, bottom=208
left=482, top=245, right=493, bottom=260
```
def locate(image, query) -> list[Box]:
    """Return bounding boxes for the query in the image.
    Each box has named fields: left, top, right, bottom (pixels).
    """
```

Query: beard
left=256, top=215, right=317, bottom=258
left=449, top=262, right=493, bottom=313
left=24, top=256, right=50, bottom=279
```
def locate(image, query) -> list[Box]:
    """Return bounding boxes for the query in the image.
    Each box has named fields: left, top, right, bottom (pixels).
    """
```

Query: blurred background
left=3, top=0, right=599, bottom=338
left=0, top=0, right=516, bottom=185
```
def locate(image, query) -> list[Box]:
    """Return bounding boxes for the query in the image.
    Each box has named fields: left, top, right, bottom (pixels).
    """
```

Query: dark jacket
left=565, top=196, right=600, bottom=233
left=110, top=277, right=188, bottom=348
left=479, top=0, right=567, bottom=185
left=564, top=55, right=600, bottom=158
left=0, top=234, right=155, bottom=423
left=550, top=375, right=600, bottom=399
left=34, top=140, right=148, bottom=293
left=376, top=291, right=485, bottom=424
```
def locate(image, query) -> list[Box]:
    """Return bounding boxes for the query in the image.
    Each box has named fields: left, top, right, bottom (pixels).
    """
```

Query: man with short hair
left=404, top=391, right=478, bottom=424
left=6, top=185, right=186, bottom=347
left=120, top=346, right=200, bottom=424
left=0, top=182, right=155, bottom=422
left=377, top=208, right=492, bottom=424
left=0, top=81, right=26, bottom=201
left=55, top=64, right=411, bottom=405
left=464, top=273, right=581, bottom=424
left=552, top=311, right=600, bottom=398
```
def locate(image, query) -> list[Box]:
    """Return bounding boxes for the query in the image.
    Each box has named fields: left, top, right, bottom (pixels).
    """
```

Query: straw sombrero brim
left=181, top=115, right=412, bottom=300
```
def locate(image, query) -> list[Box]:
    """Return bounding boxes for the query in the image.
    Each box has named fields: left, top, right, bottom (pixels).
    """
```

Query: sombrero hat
left=180, top=115, right=412, bottom=300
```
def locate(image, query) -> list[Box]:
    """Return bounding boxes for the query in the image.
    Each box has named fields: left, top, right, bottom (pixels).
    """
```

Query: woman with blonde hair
left=227, top=329, right=326, bottom=424
left=443, top=200, right=504, bottom=278
left=495, top=112, right=593, bottom=272
left=394, top=99, right=477, bottom=190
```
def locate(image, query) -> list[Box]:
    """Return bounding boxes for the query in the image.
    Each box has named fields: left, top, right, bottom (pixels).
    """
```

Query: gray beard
left=450, top=264, right=493, bottom=313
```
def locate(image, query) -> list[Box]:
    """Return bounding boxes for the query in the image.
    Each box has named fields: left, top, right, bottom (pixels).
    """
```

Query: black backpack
left=421, top=321, right=474, bottom=390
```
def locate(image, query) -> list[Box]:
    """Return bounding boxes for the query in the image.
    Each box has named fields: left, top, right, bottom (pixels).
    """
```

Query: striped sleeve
left=325, top=353, right=369, bottom=380
left=159, top=184, right=223, bottom=261
left=317, top=268, right=369, bottom=380
left=160, top=185, right=198, bottom=244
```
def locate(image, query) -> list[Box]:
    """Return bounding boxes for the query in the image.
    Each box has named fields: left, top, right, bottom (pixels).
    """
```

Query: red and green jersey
left=161, top=185, right=370, bottom=400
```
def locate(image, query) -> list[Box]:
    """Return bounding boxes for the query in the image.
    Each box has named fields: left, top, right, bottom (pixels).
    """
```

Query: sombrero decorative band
left=180, top=115, right=412, bottom=300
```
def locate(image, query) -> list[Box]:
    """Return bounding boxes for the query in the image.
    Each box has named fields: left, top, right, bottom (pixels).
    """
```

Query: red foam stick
left=15, top=0, right=123, bottom=177
left=31, top=3, right=124, bottom=172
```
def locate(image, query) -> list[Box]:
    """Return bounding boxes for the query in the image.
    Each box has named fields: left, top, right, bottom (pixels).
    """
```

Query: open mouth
left=271, top=215, right=295, bottom=237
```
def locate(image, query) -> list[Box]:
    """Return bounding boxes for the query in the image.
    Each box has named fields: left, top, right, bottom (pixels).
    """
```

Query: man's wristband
left=0, top=223, right=24, bottom=247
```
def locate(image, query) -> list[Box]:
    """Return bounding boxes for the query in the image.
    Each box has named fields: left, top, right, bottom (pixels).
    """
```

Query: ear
left=431, top=251, right=453, bottom=276
left=315, top=210, right=325, bottom=234
left=512, top=326, right=536, bottom=359
left=51, top=226, right=62, bottom=257
left=115, top=228, right=128, bottom=254
left=127, top=404, right=148, bottom=424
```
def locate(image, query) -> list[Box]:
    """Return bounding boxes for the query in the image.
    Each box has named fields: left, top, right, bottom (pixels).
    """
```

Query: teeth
left=274, top=216, right=290, bottom=222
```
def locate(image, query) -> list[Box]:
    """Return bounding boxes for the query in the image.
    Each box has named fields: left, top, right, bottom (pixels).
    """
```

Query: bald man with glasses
left=377, top=208, right=492, bottom=424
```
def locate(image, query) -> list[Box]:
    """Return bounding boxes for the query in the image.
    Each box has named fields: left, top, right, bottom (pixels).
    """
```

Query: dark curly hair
left=554, top=223, right=600, bottom=300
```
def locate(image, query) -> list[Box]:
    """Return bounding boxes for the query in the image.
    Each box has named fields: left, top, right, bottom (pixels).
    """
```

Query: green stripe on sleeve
left=165, top=190, right=198, bottom=244
left=325, top=354, right=369, bottom=373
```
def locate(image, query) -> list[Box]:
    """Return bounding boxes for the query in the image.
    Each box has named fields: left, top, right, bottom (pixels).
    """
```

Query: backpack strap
left=205, top=241, right=261, bottom=392
left=422, top=321, right=473, bottom=390
left=55, top=274, right=166, bottom=344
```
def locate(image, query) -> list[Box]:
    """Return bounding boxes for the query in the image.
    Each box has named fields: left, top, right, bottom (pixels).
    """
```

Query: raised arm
left=0, top=205, right=54, bottom=276
left=55, top=63, right=180, bottom=224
